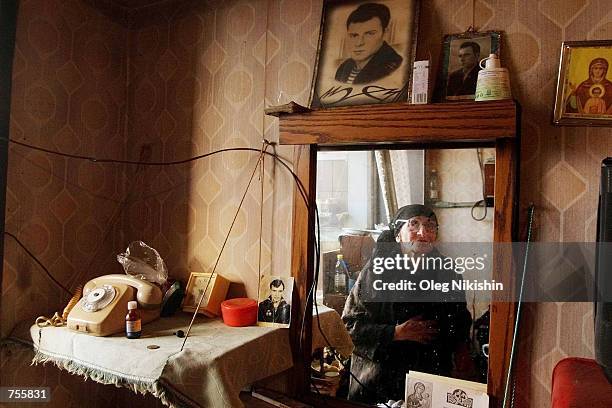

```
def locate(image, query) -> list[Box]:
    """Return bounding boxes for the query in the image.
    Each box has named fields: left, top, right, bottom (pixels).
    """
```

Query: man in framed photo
left=446, top=41, right=481, bottom=97
left=334, top=3, right=403, bottom=85
left=258, top=279, right=290, bottom=324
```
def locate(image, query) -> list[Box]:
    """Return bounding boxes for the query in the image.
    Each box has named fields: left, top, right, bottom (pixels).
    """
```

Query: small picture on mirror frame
left=257, top=276, right=293, bottom=328
left=309, top=0, right=420, bottom=109
left=553, top=40, right=612, bottom=126
left=437, top=31, right=501, bottom=102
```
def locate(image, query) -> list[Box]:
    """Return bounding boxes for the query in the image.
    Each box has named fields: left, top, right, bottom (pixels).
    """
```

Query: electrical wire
left=8, top=148, right=122, bottom=203
left=80, top=144, right=151, bottom=285
left=180, top=142, right=270, bottom=351
left=5, top=135, right=384, bottom=403
left=2, top=137, right=309, bottom=299
left=6, top=137, right=276, bottom=167
left=257, top=144, right=266, bottom=303
left=4, top=136, right=310, bottom=208
left=3, top=231, right=72, bottom=296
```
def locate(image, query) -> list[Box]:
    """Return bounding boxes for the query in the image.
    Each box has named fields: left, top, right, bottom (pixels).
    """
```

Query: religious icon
left=554, top=40, right=612, bottom=126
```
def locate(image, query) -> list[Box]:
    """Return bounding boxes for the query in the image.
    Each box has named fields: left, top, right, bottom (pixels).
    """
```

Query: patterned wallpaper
left=0, top=0, right=150, bottom=404
left=2, top=0, right=611, bottom=407
left=1, top=0, right=130, bottom=336
left=123, top=0, right=279, bottom=297
left=420, top=2, right=612, bottom=407
left=427, top=148, right=495, bottom=243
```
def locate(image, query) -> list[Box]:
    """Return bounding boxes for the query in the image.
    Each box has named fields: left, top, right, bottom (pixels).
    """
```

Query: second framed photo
left=553, top=40, right=612, bottom=126
left=309, top=0, right=420, bottom=109
left=437, top=31, right=501, bottom=101
left=182, top=272, right=230, bottom=317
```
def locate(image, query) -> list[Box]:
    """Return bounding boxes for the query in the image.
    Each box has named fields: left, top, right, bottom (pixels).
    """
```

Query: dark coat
left=446, top=65, right=481, bottom=97
left=258, top=297, right=290, bottom=324
left=341, top=231, right=472, bottom=404
left=335, top=42, right=403, bottom=85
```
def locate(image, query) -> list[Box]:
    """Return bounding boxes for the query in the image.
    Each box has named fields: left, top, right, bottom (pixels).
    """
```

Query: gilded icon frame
left=553, top=40, right=612, bottom=126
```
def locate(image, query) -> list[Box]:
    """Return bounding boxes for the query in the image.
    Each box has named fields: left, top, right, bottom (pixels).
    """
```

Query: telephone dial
left=67, top=274, right=162, bottom=336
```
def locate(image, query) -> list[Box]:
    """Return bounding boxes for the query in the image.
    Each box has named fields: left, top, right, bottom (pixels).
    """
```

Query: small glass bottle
left=126, top=301, right=142, bottom=339
left=429, top=169, right=440, bottom=204
left=334, top=254, right=349, bottom=295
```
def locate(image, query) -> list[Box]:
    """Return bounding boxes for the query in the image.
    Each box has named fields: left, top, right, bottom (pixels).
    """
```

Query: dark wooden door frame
left=0, top=0, right=19, bottom=334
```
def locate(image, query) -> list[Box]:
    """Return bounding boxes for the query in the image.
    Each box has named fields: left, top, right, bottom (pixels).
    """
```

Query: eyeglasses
left=396, top=218, right=438, bottom=233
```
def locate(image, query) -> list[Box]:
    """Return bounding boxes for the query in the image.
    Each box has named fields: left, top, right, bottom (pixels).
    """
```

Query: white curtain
left=375, top=150, right=425, bottom=221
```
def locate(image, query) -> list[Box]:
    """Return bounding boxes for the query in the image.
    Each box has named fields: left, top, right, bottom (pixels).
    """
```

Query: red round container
left=221, top=298, right=257, bottom=327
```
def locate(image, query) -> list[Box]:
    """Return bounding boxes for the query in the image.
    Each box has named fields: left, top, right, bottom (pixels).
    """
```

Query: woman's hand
left=393, top=315, right=439, bottom=343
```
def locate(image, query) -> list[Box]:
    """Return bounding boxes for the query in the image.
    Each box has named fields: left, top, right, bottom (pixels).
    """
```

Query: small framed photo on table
left=309, top=0, right=420, bottom=109
left=553, top=40, right=612, bottom=126
left=182, top=272, right=230, bottom=317
left=437, top=31, right=501, bottom=101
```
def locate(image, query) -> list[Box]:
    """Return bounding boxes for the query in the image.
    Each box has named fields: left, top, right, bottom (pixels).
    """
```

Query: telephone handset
left=67, top=274, right=163, bottom=336
left=82, top=274, right=162, bottom=309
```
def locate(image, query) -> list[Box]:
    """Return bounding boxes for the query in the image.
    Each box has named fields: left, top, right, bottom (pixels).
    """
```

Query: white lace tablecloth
left=30, top=305, right=352, bottom=407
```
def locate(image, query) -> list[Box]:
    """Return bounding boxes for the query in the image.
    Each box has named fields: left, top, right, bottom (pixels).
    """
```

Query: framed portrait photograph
left=182, top=272, right=230, bottom=317
left=437, top=31, right=501, bottom=101
left=309, top=0, right=420, bottom=109
left=553, top=40, right=612, bottom=126
left=257, top=276, right=294, bottom=328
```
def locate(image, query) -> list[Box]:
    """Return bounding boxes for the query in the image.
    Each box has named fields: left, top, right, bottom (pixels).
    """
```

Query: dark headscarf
left=388, top=204, right=437, bottom=238
left=590, top=57, right=609, bottom=72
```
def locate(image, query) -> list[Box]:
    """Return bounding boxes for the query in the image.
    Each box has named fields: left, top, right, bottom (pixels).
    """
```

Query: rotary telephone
left=67, top=274, right=163, bottom=336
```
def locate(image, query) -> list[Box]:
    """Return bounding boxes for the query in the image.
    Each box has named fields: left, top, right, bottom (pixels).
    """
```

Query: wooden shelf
left=267, top=100, right=517, bottom=146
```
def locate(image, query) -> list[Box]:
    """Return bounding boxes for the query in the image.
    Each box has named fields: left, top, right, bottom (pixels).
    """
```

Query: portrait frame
left=553, top=40, right=612, bottom=126
left=257, top=276, right=294, bottom=328
left=437, top=30, right=501, bottom=102
left=309, top=0, right=420, bottom=109
left=182, top=272, right=216, bottom=315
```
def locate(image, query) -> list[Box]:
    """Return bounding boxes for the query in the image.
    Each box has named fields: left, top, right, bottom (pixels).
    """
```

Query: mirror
left=311, top=147, right=495, bottom=405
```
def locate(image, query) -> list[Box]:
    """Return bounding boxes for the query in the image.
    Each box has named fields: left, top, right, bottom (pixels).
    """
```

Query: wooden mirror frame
left=267, top=100, right=520, bottom=408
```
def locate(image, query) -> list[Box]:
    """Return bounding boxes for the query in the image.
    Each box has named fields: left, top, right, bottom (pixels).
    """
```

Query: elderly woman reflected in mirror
left=342, top=204, right=473, bottom=405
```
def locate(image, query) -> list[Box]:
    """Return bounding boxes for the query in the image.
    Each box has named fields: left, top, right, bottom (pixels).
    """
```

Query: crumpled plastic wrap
left=117, top=241, right=168, bottom=285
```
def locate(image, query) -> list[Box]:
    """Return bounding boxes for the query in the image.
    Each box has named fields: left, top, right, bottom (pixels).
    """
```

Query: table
left=30, top=304, right=352, bottom=408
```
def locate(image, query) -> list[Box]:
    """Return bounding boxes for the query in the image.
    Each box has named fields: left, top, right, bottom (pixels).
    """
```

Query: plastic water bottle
left=334, top=254, right=349, bottom=295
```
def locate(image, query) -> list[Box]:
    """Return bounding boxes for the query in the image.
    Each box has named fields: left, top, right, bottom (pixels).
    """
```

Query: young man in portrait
left=446, top=41, right=481, bottom=98
left=335, top=3, right=403, bottom=85
left=258, top=279, right=290, bottom=324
